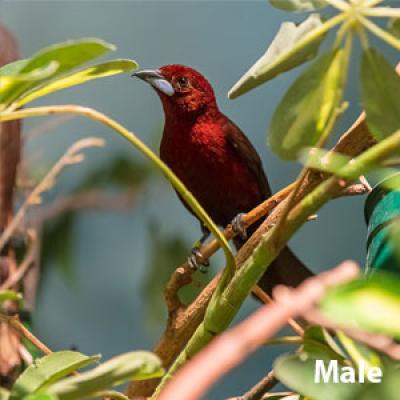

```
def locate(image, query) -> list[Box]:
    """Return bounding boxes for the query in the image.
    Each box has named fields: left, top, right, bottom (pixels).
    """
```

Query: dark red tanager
left=133, top=64, right=312, bottom=295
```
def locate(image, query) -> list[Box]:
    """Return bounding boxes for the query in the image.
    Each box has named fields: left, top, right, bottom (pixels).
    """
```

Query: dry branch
left=0, top=230, right=37, bottom=291
left=0, top=23, right=22, bottom=385
left=0, top=137, right=105, bottom=253
left=227, top=370, right=279, bottom=400
left=128, top=115, right=375, bottom=398
left=157, top=261, right=360, bottom=400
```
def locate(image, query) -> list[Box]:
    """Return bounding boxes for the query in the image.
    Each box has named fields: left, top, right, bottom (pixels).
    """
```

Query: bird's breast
left=160, top=123, right=262, bottom=226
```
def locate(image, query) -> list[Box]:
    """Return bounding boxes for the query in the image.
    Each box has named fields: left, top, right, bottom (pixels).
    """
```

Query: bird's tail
left=234, top=222, right=313, bottom=298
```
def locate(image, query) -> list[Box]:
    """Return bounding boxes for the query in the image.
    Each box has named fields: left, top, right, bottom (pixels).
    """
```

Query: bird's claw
left=187, top=247, right=209, bottom=273
left=231, top=213, right=247, bottom=240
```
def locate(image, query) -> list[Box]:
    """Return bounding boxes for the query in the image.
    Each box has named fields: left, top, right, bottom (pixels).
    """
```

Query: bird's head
left=133, top=64, right=217, bottom=118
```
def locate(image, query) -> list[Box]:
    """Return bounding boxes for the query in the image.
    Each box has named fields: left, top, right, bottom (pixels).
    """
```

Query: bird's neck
left=163, top=103, right=219, bottom=130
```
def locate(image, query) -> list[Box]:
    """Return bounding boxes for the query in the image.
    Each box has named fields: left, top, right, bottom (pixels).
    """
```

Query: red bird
left=134, top=65, right=312, bottom=295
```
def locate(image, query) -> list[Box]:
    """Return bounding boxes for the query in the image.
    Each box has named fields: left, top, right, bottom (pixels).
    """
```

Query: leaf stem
left=359, top=14, right=400, bottom=51
left=264, top=336, right=303, bottom=346
left=337, top=331, right=375, bottom=377
left=324, top=0, right=350, bottom=11
left=363, top=7, right=400, bottom=18
left=0, top=105, right=235, bottom=275
left=357, top=24, right=370, bottom=49
left=363, top=0, right=384, bottom=7
left=0, top=313, right=52, bottom=354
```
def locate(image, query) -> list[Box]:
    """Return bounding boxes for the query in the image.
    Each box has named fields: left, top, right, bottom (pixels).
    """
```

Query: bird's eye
left=176, top=76, right=189, bottom=88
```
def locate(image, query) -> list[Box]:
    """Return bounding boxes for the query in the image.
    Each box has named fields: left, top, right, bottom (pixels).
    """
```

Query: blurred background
left=1, top=1, right=397, bottom=398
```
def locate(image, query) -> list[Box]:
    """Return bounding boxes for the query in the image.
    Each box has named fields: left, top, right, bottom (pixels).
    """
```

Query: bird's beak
left=132, top=69, right=175, bottom=97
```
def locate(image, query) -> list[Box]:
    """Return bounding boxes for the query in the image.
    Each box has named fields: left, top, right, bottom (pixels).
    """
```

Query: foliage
left=0, top=39, right=137, bottom=110
left=2, top=1, right=400, bottom=399
left=4, top=351, right=162, bottom=400
left=320, top=272, right=400, bottom=339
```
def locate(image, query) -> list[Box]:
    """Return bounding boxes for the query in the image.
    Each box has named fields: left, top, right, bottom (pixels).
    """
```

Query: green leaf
left=23, top=395, right=58, bottom=400
left=303, top=326, right=346, bottom=361
left=0, top=62, right=59, bottom=107
left=11, top=351, right=100, bottom=399
left=361, top=48, right=400, bottom=141
left=20, top=39, right=114, bottom=76
left=228, top=14, right=326, bottom=99
left=0, top=388, right=10, bottom=400
left=0, top=59, right=29, bottom=76
left=274, top=353, right=361, bottom=400
left=0, top=290, right=22, bottom=303
left=0, top=38, right=115, bottom=108
left=16, top=59, right=138, bottom=107
left=388, top=18, right=400, bottom=39
left=320, top=272, right=400, bottom=339
left=47, top=352, right=163, bottom=400
left=270, top=0, right=327, bottom=12
left=299, top=147, right=353, bottom=177
left=356, top=362, right=400, bottom=400
left=269, top=48, right=344, bottom=159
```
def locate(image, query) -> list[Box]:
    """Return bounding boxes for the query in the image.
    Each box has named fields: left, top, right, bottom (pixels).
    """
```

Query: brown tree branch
left=157, top=261, right=360, bottom=400
left=0, top=313, right=51, bottom=355
left=227, top=370, right=279, bottom=400
left=0, top=23, right=22, bottom=386
left=128, top=117, right=375, bottom=398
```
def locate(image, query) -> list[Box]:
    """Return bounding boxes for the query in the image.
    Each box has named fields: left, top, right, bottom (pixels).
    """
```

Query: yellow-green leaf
left=16, top=59, right=138, bottom=107
left=47, top=352, right=163, bottom=400
left=269, top=48, right=344, bottom=160
left=11, top=351, right=100, bottom=399
left=0, top=62, right=59, bottom=108
left=20, top=39, right=114, bottom=76
left=274, top=353, right=362, bottom=399
left=0, top=59, right=29, bottom=76
left=361, top=48, right=400, bottom=141
left=270, top=0, right=327, bottom=12
left=0, top=290, right=22, bottom=303
left=320, top=272, right=400, bottom=339
left=0, top=38, right=115, bottom=108
left=228, top=14, right=326, bottom=99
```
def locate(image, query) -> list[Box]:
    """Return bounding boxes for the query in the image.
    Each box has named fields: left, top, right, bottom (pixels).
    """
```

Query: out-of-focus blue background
left=1, top=1, right=397, bottom=398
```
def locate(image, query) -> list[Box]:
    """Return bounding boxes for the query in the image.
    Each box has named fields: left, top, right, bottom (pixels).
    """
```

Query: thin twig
left=0, top=230, right=37, bottom=291
left=0, top=137, right=105, bottom=253
left=305, top=310, right=400, bottom=359
left=18, top=344, right=33, bottom=365
left=0, top=313, right=51, bottom=354
left=252, top=286, right=305, bottom=336
left=130, top=114, right=376, bottom=398
left=227, top=370, right=279, bottom=400
left=157, top=261, right=360, bottom=400
left=164, top=183, right=296, bottom=313
left=0, top=105, right=236, bottom=280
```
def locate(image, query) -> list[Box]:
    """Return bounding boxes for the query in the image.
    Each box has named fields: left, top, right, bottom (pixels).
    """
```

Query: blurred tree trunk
left=0, top=24, right=22, bottom=388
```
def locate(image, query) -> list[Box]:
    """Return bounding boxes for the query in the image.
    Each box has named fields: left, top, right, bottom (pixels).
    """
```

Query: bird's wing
left=222, top=117, right=271, bottom=198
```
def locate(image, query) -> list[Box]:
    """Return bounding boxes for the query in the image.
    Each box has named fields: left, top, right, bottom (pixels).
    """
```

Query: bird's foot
left=187, top=246, right=210, bottom=273
left=231, top=213, right=247, bottom=240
